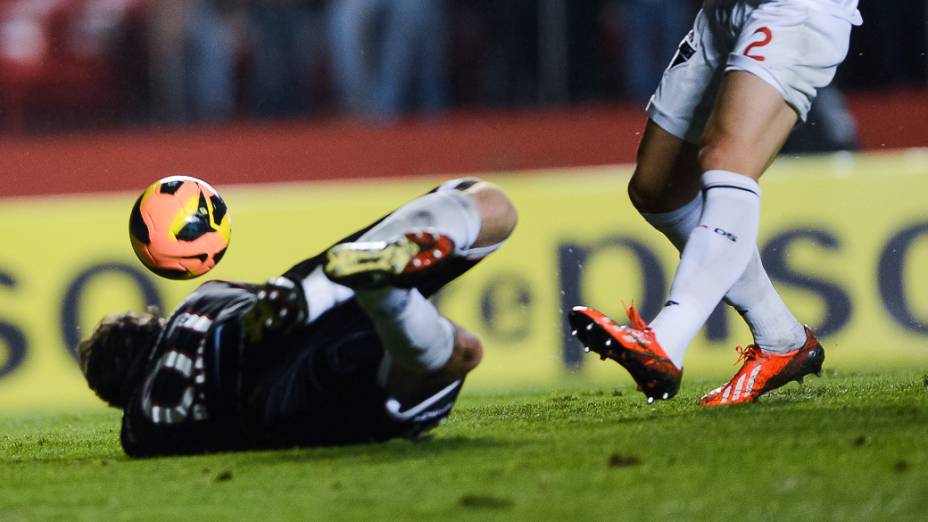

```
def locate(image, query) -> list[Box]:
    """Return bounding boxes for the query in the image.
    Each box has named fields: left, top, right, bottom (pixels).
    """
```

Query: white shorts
left=647, top=0, right=862, bottom=144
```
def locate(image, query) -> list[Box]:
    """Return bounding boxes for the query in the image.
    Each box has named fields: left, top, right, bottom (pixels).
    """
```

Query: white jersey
left=703, top=0, right=862, bottom=24
left=648, top=0, right=862, bottom=144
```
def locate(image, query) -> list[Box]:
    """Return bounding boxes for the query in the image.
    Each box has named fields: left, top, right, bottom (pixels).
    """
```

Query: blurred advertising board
left=1, top=151, right=927, bottom=408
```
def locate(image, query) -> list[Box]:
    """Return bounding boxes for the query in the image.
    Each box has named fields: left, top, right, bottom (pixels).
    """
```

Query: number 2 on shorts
left=744, top=27, right=773, bottom=62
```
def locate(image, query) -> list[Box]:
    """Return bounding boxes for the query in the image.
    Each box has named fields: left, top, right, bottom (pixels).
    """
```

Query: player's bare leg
left=699, top=72, right=798, bottom=180
left=628, top=120, right=702, bottom=215
left=631, top=72, right=796, bottom=212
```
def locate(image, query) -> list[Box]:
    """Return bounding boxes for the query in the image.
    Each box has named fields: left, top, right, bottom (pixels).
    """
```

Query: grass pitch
left=1, top=370, right=927, bottom=521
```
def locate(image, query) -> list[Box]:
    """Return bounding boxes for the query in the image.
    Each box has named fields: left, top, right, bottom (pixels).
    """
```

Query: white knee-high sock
left=641, top=195, right=806, bottom=354
left=725, top=256, right=807, bottom=352
left=648, top=170, right=761, bottom=367
left=356, top=287, right=455, bottom=372
left=641, top=193, right=702, bottom=251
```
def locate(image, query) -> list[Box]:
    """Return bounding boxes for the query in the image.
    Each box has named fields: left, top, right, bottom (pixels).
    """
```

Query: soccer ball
left=129, top=176, right=231, bottom=279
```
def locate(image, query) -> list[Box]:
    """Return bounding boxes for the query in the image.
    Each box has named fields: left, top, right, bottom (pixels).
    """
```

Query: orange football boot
left=699, top=326, right=824, bottom=406
left=569, top=305, right=682, bottom=403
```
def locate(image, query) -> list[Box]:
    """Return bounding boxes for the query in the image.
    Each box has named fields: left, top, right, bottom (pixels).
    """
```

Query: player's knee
left=698, top=137, right=752, bottom=175
left=465, top=181, right=518, bottom=248
left=628, top=169, right=666, bottom=213
left=627, top=172, right=649, bottom=212
left=697, top=141, right=727, bottom=173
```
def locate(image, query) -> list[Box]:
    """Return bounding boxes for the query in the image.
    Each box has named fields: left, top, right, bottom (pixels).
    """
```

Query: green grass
left=2, top=370, right=927, bottom=521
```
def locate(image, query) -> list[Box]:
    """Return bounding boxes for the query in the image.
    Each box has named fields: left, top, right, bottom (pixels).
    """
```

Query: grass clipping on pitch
left=1, top=371, right=926, bottom=520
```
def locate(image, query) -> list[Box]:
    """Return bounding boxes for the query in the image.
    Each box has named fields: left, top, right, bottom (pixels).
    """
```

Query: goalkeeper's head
left=77, top=308, right=165, bottom=408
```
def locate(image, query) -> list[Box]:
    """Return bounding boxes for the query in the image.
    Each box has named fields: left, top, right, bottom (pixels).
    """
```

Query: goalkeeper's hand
left=242, top=277, right=307, bottom=345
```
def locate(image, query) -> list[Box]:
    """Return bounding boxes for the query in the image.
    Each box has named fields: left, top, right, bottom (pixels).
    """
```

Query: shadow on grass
left=246, top=434, right=515, bottom=466
left=4, top=434, right=513, bottom=468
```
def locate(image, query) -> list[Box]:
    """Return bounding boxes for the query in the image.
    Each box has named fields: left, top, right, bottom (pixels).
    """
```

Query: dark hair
left=77, top=308, right=164, bottom=408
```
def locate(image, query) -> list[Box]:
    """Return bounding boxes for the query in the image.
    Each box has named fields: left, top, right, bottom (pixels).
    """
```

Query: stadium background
left=0, top=0, right=926, bottom=409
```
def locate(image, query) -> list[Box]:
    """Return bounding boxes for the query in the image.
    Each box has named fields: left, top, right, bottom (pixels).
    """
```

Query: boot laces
left=734, top=344, right=762, bottom=366
left=622, top=302, right=650, bottom=332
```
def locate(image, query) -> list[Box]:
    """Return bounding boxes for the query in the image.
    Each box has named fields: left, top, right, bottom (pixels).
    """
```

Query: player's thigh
left=699, top=71, right=798, bottom=179
left=702, top=4, right=857, bottom=178
left=629, top=120, right=701, bottom=213
left=727, top=2, right=856, bottom=120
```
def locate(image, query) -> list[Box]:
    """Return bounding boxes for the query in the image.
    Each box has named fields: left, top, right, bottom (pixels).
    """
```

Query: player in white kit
left=570, top=0, right=862, bottom=405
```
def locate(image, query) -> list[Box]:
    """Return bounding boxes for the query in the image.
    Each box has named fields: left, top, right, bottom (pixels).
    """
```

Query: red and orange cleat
left=699, top=326, right=824, bottom=406
left=324, top=229, right=455, bottom=289
left=569, top=305, right=682, bottom=403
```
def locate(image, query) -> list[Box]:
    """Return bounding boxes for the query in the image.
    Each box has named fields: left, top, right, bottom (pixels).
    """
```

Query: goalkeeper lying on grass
left=78, top=179, right=516, bottom=457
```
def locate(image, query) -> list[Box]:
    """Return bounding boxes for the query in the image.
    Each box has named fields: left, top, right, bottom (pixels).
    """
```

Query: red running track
left=0, top=89, right=925, bottom=198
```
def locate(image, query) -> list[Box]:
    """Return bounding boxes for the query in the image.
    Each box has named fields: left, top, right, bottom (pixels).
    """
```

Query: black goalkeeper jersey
left=120, top=273, right=465, bottom=457
left=120, top=276, right=411, bottom=457
left=120, top=280, right=266, bottom=456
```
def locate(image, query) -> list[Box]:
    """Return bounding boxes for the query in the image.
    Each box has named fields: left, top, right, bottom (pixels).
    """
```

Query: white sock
left=648, top=170, right=761, bottom=367
left=725, top=256, right=807, bottom=353
left=356, top=287, right=455, bottom=372
left=642, top=195, right=806, bottom=353
left=301, top=266, right=355, bottom=323
left=640, top=194, right=702, bottom=252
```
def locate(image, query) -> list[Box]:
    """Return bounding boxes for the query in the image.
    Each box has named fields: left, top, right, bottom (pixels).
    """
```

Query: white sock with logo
left=648, top=170, right=761, bottom=367
left=641, top=195, right=806, bottom=354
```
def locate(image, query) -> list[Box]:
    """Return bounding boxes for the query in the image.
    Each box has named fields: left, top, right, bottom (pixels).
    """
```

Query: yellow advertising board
left=1, top=151, right=927, bottom=409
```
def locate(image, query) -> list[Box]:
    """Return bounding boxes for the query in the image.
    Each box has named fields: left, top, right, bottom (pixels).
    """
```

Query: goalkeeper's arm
left=240, top=277, right=309, bottom=345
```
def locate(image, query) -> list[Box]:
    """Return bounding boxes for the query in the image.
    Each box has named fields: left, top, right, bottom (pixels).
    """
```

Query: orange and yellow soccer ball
left=129, top=176, right=231, bottom=279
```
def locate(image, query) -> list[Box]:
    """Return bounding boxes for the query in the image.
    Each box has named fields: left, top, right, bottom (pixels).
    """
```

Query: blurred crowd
left=0, top=0, right=925, bottom=144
